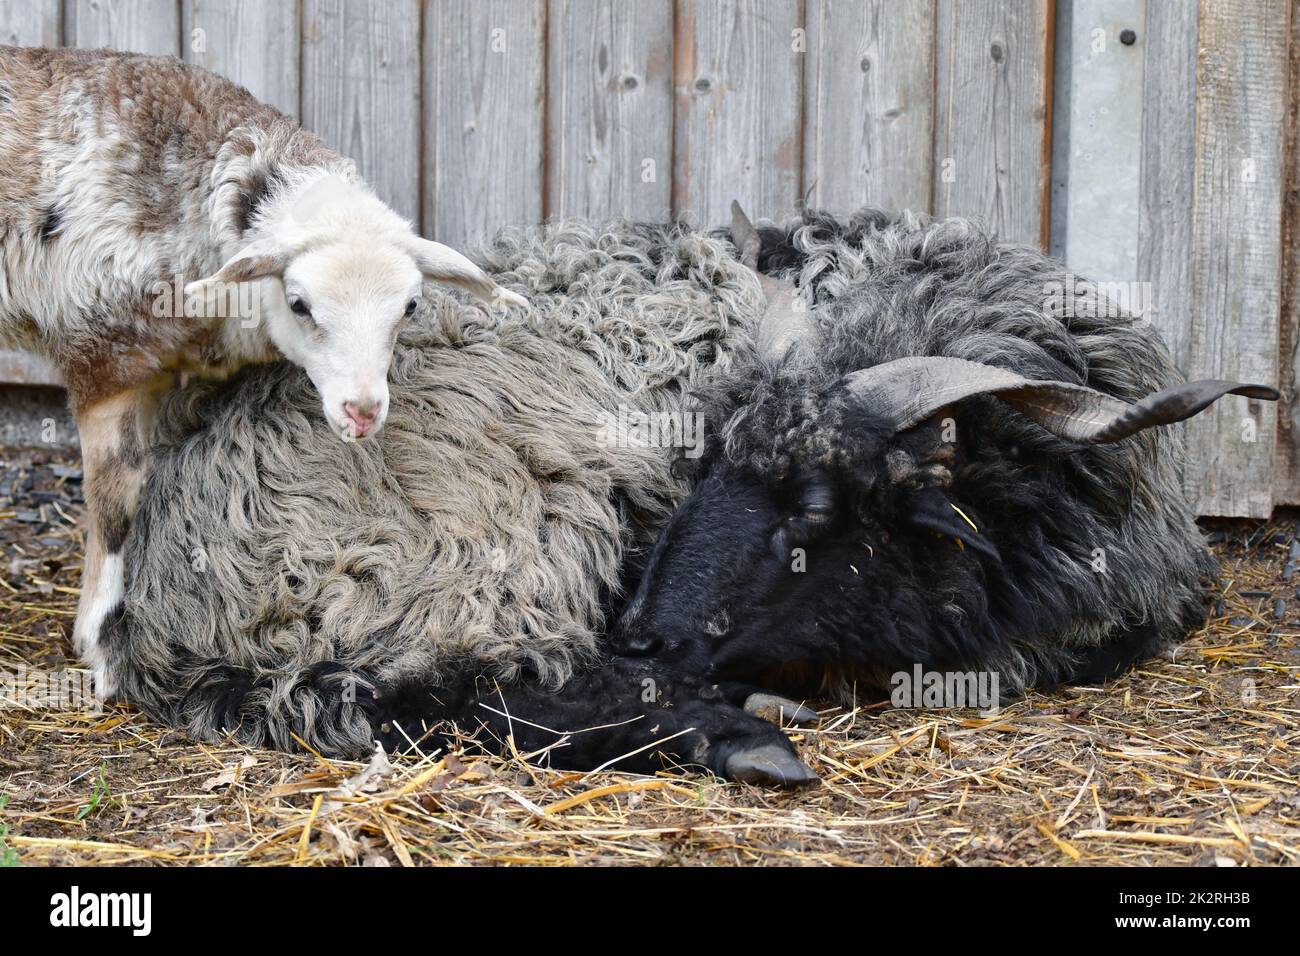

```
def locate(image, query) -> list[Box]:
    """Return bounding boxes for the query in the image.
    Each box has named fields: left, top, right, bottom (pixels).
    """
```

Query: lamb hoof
left=725, top=744, right=819, bottom=787
left=744, top=692, right=819, bottom=726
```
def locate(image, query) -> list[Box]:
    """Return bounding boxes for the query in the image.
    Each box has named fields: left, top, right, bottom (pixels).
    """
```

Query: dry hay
left=1, top=445, right=1298, bottom=866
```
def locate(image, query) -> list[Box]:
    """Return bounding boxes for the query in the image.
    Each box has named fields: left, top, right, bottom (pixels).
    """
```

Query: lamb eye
left=404, top=297, right=419, bottom=318
left=287, top=294, right=312, bottom=318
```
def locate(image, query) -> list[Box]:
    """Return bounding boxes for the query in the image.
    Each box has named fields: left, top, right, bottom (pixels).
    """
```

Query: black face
left=609, top=461, right=869, bottom=684
left=608, top=441, right=1003, bottom=693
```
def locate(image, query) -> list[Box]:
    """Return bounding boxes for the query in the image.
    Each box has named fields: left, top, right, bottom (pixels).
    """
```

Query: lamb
left=0, top=47, right=524, bottom=696
left=102, top=217, right=816, bottom=785
left=609, top=205, right=1277, bottom=714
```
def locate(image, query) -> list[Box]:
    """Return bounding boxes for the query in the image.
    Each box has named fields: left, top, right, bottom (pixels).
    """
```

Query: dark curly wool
left=613, top=209, right=1218, bottom=700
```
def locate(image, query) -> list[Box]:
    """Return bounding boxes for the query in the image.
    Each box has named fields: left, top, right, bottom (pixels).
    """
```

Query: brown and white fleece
left=0, top=47, right=526, bottom=693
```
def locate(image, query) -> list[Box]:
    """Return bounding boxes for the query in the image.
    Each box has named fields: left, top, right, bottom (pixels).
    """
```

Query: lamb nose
left=344, top=399, right=380, bottom=424
left=343, top=400, right=382, bottom=436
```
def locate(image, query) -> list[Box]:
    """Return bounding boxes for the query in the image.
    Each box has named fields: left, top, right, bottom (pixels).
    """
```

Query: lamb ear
left=184, top=241, right=290, bottom=300
left=842, top=356, right=1279, bottom=443
left=408, top=236, right=528, bottom=310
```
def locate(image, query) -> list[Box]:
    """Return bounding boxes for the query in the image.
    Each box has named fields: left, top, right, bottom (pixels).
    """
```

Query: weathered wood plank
left=1273, top=0, right=1300, bottom=505
left=0, top=352, right=62, bottom=388
left=803, top=0, right=934, bottom=216
left=1184, top=0, right=1289, bottom=517
left=65, top=0, right=181, bottom=55
left=302, top=0, right=421, bottom=223
left=0, top=0, right=61, bottom=46
left=546, top=0, right=674, bottom=223
left=673, top=0, right=803, bottom=228
left=425, top=0, right=545, bottom=246
left=1136, top=0, right=1197, bottom=372
left=1048, top=0, right=1145, bottom=287
left=182, top=0, right=299, bottom=118
left=933, top=0, right=1053, bottom=248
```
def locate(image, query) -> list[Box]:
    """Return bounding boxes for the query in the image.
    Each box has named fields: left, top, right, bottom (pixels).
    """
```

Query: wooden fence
left=0, top=0, right=1296, bottom=517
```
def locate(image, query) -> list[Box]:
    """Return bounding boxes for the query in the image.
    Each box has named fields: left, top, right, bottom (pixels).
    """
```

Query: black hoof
left=743, top=692, right=820, bottom=726
left=724, top=744, right=819, bottom=787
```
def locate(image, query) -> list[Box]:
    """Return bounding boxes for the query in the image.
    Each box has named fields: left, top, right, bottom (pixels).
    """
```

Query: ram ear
left=730, top=200, right=816, bottom=360
left=842, top=356, right=1279, bottom=443
left=904, top=488, right=1000, bottom=562
left=730, top=199, right=762, bottom=269
left=407, top=236, right=528, bottom=310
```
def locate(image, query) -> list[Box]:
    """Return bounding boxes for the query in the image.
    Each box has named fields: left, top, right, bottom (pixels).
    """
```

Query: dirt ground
left=1, top=444, right=1297, bottom=866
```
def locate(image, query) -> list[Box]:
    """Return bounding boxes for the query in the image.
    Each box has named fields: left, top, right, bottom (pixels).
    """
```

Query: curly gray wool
left=103, top=219, right=762, bottom=756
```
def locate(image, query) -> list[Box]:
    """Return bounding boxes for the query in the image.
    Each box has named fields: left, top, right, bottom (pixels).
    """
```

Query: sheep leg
left=699, top=679, right=820, bottom=725
left=72, top=387, right=155, bottom=698
left=739, top=690, right=821, bottom=726
left=378, top=657, right=818, bottom=787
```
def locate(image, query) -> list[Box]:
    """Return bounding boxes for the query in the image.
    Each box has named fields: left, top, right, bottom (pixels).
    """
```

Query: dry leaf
left=201, top=755, right=258, bottom=791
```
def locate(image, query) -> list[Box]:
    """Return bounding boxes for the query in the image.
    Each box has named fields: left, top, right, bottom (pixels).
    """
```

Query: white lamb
left=0, top=46, right=527, bottom=693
